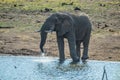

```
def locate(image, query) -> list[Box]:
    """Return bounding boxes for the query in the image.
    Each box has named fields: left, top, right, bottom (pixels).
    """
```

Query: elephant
left=39, top=12, right=92, bottom=64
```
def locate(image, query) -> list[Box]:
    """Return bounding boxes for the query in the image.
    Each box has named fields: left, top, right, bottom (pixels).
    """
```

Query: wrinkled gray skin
left=39, top=13, right=92, bottom=63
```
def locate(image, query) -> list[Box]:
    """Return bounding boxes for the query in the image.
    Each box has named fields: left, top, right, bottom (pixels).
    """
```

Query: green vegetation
left=0, top=0, right=119, bottom=13
left=0, top=0, right=120, bottom=32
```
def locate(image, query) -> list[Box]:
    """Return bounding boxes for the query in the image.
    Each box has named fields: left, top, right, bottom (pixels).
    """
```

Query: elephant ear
left=56, top=13, right=73, bottom=36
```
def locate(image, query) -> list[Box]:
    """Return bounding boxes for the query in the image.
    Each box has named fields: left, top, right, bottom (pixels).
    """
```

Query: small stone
left=108, top=57, right=112, bottom=59
left=74, top=7, right=81, bottom=11
left=108, top=29, right=115, bottom=32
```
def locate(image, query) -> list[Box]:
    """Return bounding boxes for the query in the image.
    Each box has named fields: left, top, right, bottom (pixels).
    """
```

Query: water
left=0, top=56, right=120, bottom=80
left=41, top=52, right=45, bottom=57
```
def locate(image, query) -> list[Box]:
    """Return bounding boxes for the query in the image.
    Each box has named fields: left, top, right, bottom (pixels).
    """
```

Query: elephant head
left=39, top=13, right=73, bottom=53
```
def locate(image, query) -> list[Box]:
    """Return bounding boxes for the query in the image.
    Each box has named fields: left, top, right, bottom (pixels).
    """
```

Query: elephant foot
left=70, top=61, right=78, bottom=64
left=59, top=59, right=65, bottom=64
left=81, top=57, right=89, bottom=64
left=82, top=60, right=87, bottom=64
left=70, top=59, right=80, bottom=64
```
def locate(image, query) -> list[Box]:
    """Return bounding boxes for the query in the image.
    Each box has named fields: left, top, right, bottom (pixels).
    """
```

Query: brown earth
left=0, top=12, right=120, bottom=61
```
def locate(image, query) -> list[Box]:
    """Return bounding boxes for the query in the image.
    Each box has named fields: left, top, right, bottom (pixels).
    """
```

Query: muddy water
left=0, top=56, right=120, bottom=80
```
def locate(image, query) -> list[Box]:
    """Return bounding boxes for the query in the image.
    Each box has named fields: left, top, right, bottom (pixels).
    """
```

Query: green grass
left=0, top=0, right=119, bottom=19
left=0, top=0, right=120, bottom=33
left=0, top=0, right=119, bottom=12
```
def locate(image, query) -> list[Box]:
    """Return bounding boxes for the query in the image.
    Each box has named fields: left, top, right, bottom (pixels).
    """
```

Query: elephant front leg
left=76, top=40, right=81, bottom=59
left=57, top=36, right=65, bottom=63
left=67, top=33, right=79, bottom=63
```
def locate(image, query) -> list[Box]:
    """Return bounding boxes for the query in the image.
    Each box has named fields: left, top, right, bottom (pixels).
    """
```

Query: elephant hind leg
left=82, top=31, right=91, bottom=61
left=67, top=32, right=79, bottom=63
left=76, top=40, right=81, bottom=59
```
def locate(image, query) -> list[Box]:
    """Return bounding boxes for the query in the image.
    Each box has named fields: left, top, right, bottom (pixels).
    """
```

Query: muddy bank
left=0, top=31, right=120, bottom=61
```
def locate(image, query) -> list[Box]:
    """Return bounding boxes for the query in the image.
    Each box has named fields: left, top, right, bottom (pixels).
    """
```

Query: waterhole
left=0, top=56, right=120, bottom=80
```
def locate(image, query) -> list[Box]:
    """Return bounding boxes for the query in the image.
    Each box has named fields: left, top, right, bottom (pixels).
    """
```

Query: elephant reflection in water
left=39, top=13, right=92, bottom=64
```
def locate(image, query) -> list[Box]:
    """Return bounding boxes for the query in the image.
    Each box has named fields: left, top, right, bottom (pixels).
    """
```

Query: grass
left=0, top=0, right=120, bottom=33
left=0, top=0, right=119, bottom=12
left=0, top=13, right=42, bottom=32
left=0, top=0, right=119, bottom=17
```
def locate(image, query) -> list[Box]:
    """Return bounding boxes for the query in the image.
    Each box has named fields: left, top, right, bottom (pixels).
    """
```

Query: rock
left=41, top=8, right=53, bottom=12
left=101, top=24, right=109, bottom=29
left=108, top=57, right=112, bottom=59
left=99, top=3, right=106, bottom=7
left=45, top=8, right=52, bottom=12
left=14, top=4, right=17, bottom=7
left=105, top=24, right=109, bottom=27
left=36, top=20, right=41, bottom=23
left=74, top=7, right=81, bottom=11
left=108, top=29, right=115, bottom=32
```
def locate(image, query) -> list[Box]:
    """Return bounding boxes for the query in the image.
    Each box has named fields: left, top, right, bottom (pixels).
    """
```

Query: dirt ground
left=0, top=11, right=120, bottom=61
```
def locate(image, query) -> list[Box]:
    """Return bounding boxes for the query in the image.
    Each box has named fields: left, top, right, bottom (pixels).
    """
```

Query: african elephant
left=39, top=13, right=92, bottom=64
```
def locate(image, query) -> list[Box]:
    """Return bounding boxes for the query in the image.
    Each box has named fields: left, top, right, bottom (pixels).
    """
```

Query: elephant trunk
left=40, top=31, right=47, bottom=53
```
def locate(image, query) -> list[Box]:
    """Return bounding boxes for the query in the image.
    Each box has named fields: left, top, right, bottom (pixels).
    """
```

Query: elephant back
left=71, top=15, right=91, bottom=40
